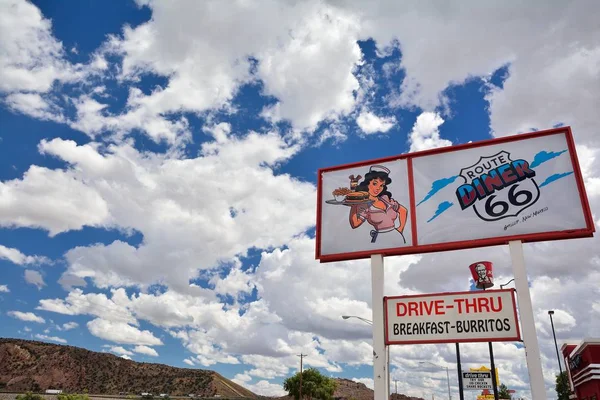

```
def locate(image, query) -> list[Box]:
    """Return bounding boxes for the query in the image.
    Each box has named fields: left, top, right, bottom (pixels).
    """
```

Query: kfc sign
left=384, top=289, right=520, bottom=345
left=469, top=261, right=494, bottom=289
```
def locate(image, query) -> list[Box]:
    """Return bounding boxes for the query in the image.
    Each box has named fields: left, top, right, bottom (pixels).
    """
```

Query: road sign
left=470, top=366, right=500, bottom=385
left=384, top=289, right=520, bottom=345
left=316, top=127, right=595, bottom=263
left=463, top=371, right=493, bottom=390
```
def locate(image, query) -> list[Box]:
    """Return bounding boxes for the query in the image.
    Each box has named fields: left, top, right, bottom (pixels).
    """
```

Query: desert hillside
left=0, top=338, right=255, bottom=398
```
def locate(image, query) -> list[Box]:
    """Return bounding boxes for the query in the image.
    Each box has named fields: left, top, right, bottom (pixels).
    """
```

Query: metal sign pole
left=456, top=343, right=465, bottom=400
left=509, top=240, right=546, bottom=399
left=481, top=286, right=499, bottom=400
left=371, top=254, right=387, bottom=400
left=488, top=343, right=499, bottom=400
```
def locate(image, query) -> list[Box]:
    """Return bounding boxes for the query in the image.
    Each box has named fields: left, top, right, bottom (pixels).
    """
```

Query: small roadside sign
left=463, top=371, right=493, bottom=390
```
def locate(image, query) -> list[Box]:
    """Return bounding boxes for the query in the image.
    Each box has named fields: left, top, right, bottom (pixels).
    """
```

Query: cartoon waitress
left=349, top=165, right=408, bottom=243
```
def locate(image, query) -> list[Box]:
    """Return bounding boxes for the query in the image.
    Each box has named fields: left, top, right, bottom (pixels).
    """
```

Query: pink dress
left=357, top=195, right=400, bottom=232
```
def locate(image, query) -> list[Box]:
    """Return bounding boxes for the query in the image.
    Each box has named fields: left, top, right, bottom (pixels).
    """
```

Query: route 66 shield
left=473, top=177, right=540, bottom=221
left=459, top=151, right=541, bottom=222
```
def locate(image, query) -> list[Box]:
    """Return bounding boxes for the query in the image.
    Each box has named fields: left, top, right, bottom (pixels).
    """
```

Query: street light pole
left=342, top=315, right=373, bottom=325
left=445, top=367, right=451, bottom=400
left=499, top=279, right=515, bottom=289
left=419, top=361, right=451, bottom=400
left=548, top=311, right=563, bottom=375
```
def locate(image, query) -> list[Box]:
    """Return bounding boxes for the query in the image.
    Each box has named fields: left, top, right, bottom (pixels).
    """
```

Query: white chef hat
left=369, top=165, right=390, bottom=174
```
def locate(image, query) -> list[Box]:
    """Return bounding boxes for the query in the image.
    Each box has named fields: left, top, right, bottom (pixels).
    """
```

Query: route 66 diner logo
left=455, top=151, right=540, bottom=221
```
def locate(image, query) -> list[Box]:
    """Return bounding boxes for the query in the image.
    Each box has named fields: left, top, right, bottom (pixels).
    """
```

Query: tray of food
left=325, top=189, right=373, bottom=206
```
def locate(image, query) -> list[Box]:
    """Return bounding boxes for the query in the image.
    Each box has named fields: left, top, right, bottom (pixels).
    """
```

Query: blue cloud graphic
left=530, top=150, right=567, bottom=168
left=417, top=175, right=459, bottom=206
left=427, top=201, right=454, bottom=223
left=539, top=171, right=574, bottom=188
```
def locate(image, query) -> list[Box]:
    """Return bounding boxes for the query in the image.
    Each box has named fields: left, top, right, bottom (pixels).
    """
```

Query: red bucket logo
left=469, top=261, right=494, bottom=289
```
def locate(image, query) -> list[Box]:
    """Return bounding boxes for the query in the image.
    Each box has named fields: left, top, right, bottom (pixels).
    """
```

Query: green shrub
left=16, top=392, right=43, bottom=400
left=57, top=394, right=90, bottom=400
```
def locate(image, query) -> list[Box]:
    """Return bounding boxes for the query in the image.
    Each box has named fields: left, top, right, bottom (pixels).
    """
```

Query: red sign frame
left=384, top=289, right=522, bottom=345
left=315, top=126, right=595, bottom=262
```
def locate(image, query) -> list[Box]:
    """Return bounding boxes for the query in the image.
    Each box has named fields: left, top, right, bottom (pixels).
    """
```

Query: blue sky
left=1, top=1, right=599, bottom=399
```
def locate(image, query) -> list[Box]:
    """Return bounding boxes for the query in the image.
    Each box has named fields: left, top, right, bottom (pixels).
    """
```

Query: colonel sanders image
left=475, top=263, right=492, bottom=285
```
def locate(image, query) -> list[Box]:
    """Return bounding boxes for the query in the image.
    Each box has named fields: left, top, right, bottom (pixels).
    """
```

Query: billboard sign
left=316, top=127, right=594, bottom=262
left=463, top=372, right=493, bottom=390
left=384, top=289, right=520, bottom=345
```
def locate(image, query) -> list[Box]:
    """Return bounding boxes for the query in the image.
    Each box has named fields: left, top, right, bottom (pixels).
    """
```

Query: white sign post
left=371, top=254, right=388, bottom=400
left=509, top=240, right=546, bottom=400
left=462, top=372, right=493, bottom=390
left=384, top=290, right=520, bottom=345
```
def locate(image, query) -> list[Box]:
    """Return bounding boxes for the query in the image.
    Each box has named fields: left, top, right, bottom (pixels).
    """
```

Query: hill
left=0, top=338, right=256, bottom=397
left=333, top=378, right=423, bottom=400
left=275, top=378, right=423, bottom=400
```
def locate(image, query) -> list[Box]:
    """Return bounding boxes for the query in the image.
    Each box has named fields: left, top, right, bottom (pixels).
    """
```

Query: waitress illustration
left=349, top=165, right=408, bottom=243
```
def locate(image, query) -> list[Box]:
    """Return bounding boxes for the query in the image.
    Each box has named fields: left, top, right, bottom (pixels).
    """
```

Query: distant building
left=159, top=394, right=169, bottom=398
left=46, top=390, right=63, bottom=395
left=561, top=338, right=600, bottom=399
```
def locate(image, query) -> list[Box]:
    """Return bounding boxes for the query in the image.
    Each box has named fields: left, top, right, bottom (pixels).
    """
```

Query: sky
left=0, top=0, right=599, bottom=399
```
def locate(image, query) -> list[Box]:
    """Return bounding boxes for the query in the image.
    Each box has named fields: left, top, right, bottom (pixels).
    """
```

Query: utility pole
left=394, top=379, right=398, bottom=394
left=297, top=353, right=307, bottom=400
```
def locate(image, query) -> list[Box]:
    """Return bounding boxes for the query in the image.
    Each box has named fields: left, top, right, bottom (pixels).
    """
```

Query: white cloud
left=0, top=0, right=105, bottom=95
left=487, top=45, right=600, bottom=148
left=257, top=3, right=362, bottom=131
left=232, top=380, right=286, bottom=397
left=407, top=112, right=451, bottom=152
left=98, top=1, right=363, bottom=136
left=133, top=345, right=159, bottom=357
left=4, top=93, right=64, bottom=122
left=27, top=135, right=315, bottom=289
left=87, top=318, right=163, bottom=346
left=106, top=345, right=134, bottom=356
left=35, top=334, right=67, bottom=344
left=0, top=284, right=9, bottom=293
left=183, top=358, right=195, bottom=366
left=0, top=0, right=70, bottom=93
left=38, top=288, right=137, bottom=325
left=356, top=111, right=396, bottom=134
left=61, top=322, right=79, bottom=331
left=24, top=270, right=45, bottom=289
left=233, top=373, right=251, bottom=383
left=0, top=244, right=49, bottom=265
left=350, top=378, right=374, bottom=390
left=8, top=311, right=45, bottom=323
left=0, top=165, right=111, bottom=236
left=209, top=263, right=254, bottom=300
left=121, top=354, right=132, bottom=360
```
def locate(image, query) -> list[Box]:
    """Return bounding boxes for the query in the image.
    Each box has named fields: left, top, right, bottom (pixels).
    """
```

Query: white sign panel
left=384, top=289, right=520, bottom=345
left=413, top=132, right=589, bottom=245
left=319, top=159, right=412, bottom=256
left=463, top=372, right=493, bottom=390
left=316, top=128, right=594, bottom=262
